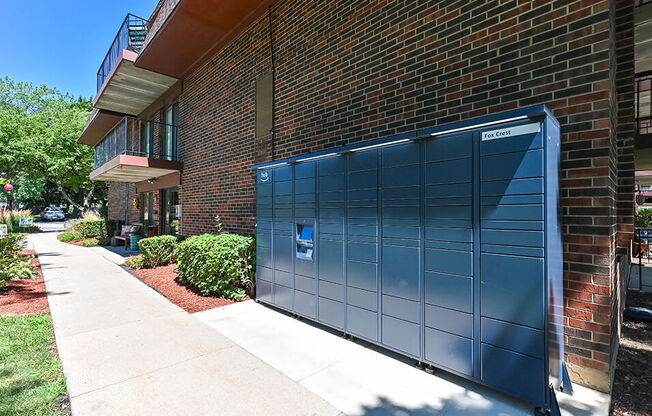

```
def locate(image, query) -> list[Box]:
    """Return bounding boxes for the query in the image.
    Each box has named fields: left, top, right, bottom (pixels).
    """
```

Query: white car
left=42, top=207, right=65, bottom=221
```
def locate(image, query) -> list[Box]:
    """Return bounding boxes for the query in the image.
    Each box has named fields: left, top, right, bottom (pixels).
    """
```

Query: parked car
left=42, top=207, right=65, bottom=221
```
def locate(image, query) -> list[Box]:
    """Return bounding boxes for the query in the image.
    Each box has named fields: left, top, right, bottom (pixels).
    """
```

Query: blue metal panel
left=273, top=284, right=293, bottom=310
left=381, top=244, right=420, bottom=300
left=319, top=280, right=344, bottom=302
left=425, top=327, right=473, bottom=376
left=382, top=295, right=420, bottom=323
left=319, top=296, right=344, bottom=329
left=481, top=253, right=544, bottom=329
left=482, top=317, right=544, bottom=359
left=382, top=315, right=420, bottom=357
left=424, top=272, right=473, bottom=313
left=347, top=305, right=377, bottom=340
left=425, top=304, right=473, bottom=338
left=481, top=149, right=544, bottom=181
left=295, top=275, right=315, bottom=294
left=294, top=290, right=315, bottom=318
left=347, top=261, right=377, bottom=291
left=481, top=343, right=545, bottom=406
left=347, top=286, right=377, bottom=311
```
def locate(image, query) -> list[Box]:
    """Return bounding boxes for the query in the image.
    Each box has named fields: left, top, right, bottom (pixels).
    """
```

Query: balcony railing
left=96, top=14, right=149, bottom=93
left=636, top=73, right=652, bottom=137
left=94, top=116, right=179, bottom=169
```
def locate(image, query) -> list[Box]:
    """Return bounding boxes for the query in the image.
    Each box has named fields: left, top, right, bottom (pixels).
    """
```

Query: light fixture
left=430, top=115, right=529, bottom=137
left=351, top=138, right=411, bottom=152
left=294, top=152, right=338, bottom=163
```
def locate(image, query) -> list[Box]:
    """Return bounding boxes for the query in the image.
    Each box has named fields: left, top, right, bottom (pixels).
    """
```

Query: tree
left=0, top=77, right=106, bottom=211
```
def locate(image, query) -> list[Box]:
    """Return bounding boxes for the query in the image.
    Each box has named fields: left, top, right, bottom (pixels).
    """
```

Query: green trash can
left=129, top=235, right=141, bottom=251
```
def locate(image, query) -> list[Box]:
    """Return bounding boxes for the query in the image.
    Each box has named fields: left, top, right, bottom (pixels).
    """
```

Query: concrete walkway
left=195, top=301, right=611, bottom=416
left=30, top=232, right=339, bottom=416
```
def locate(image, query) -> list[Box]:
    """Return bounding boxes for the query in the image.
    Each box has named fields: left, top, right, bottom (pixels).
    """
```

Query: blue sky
left=0, top=0, right=160, bottom=99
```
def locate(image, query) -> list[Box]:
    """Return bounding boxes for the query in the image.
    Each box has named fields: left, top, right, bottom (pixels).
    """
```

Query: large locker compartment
left=254, top=106, right=568, bottom=410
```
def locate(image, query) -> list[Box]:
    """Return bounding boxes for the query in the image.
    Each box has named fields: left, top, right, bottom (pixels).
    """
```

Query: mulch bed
left=610, top=290, right=652, bottom=416
left=130, top=264, right=246, bottom=314
left=0, top=250, right=50, bottom=315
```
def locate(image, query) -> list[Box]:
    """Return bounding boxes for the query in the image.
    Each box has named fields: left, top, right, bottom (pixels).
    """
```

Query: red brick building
left=78, top=0, right=642, bottom=396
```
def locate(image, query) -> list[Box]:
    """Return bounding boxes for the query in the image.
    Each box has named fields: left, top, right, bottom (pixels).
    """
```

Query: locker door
left=317, top=157, right=346, bottom=329
left=256, top=169, right=273, bottom=303
left=346, top=149, right=379, bottom=342
left=380, top=142, right=421, bottom=358
left=273, top=165, right=294, bottom=311
left=423, top=132, right=474, bottom=376
left=479, top=122, right=546, bottom=405
left=294, top=162, right=317, bottom=318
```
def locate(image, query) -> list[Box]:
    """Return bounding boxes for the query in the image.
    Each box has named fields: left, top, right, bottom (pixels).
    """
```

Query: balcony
left=90, top=116, right=182, bottom=182
left=93, top=14, right=178, bottom=116
left=97, top=14, right=149, bottom=92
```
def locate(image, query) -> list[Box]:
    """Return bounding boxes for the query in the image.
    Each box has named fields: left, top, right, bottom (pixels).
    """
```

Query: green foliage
left=124, top=254, right=146, bottom=270
left=0, top=257, right=36, bottom=285
left=174, top=234, right=255, bottom=300
left=0, top=233, right=27, bottom=255
left=77, top=238, right=100, bottom=247
left=0, top=233, right=34, bottom=287
left=635, top=209, right=652, bottom=228
left=138, top=235, right=179, bottom=268
left=59, top=230, right=82, bottom=242
left=0, top=77, right=107, bottom=210
left=72, top=219, right=115, bottom=241
left=0, top=314, right=68, bottom=415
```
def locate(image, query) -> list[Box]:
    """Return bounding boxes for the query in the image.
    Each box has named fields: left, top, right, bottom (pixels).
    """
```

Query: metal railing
left=636, top=74, right=652, bottom=136
left=94, top=116, right=179, bottom=169
left=96, top=14, right=149, bottom=93
left=633, top=228, right=652, bottom=291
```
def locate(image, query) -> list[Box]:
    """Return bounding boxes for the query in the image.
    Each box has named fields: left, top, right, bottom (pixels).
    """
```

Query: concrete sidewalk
left=30, top=232, right=339, bottom=416
left=195, top=301, right=611, bottom=416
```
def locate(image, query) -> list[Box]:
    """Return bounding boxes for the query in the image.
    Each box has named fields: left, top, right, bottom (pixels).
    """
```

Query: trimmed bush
left=72, top=219, right=115, bottom=242
left=174, top=234, right=255, bottom=300
left=77, top=238, right=100, bottom=247
left=124, top=254, right=146, bottom=269
left=59, top=230, right=82, bottom=242
left=138, top=235, right=179, bottom=267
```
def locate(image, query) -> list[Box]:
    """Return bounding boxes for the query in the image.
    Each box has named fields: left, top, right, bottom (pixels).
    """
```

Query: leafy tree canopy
left=0, top=76, right=106, bottom=211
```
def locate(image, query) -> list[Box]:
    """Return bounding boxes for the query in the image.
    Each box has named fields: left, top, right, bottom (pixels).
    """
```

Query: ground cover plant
left=0, top=233, right=35, bottom=288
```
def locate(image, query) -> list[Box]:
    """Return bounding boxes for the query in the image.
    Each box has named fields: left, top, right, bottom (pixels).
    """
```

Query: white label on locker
left=481, top=123, right=540, bottom=141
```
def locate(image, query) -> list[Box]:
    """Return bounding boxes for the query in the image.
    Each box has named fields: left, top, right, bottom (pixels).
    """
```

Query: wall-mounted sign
left=0, top=224, right=7, bottom=239
left=259, top=171, right=270, bottom=183
left=481, top=122, right=540, bottom=141
left=19, top=217, right=33, bottom=228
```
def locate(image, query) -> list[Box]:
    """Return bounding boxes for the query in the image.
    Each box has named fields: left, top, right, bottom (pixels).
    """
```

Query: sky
left=0, top=0, right=160, bottom=99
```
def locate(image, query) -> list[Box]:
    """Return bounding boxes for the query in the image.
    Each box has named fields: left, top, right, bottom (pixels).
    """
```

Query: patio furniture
left=113, top=224, right=142, bottom=248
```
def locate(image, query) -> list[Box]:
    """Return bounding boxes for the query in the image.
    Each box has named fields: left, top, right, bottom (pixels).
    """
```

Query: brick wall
left=177, top=0, right=633, bottom=391
left=107, top=182, right=140, bottom=224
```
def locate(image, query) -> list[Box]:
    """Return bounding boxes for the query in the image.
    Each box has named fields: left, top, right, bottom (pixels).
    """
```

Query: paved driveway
left=31, top=232, right=338, bottom=416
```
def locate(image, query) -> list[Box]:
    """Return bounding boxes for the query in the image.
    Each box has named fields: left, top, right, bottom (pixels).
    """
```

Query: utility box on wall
left=253, top=106, right=570, bottom=411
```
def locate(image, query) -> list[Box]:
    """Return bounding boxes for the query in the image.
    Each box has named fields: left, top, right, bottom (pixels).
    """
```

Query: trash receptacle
left=129, top=235, right=141, bottom=251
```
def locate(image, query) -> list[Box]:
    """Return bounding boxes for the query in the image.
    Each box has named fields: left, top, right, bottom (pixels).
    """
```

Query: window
left=141, top=121, right=153, bottom=158
left=255, top=73, right=273, bottom=138
left=164, top=102, right=179, bottom=160
left=163, top=188, right=180, bottom=235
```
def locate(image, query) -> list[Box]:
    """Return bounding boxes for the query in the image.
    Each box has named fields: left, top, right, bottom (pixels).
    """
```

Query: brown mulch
left=130, top=264, right=246, bottom=313
left=610, top=290, right=652, bottom=416
left=0, top=250, right=50, bottom=315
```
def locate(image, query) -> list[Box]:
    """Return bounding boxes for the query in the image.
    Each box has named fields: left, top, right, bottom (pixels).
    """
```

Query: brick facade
left=107, top=182, right=140, bottom=224
left=172, top=0, right=634, bottom=392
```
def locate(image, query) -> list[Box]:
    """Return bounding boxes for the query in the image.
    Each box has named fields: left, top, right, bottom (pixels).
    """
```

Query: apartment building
left=78, top=0, right=640, bottom=399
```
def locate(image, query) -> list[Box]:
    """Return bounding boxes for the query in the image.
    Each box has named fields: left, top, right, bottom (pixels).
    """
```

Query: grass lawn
left=0, top=314, right=68, bottom=415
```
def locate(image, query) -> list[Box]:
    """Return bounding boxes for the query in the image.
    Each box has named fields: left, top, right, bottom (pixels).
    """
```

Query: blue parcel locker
left=253, top=106, right=569, bottom=412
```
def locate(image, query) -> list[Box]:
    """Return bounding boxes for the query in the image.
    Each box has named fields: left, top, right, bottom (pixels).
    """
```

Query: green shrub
left=139, top=235, right=179, bottom=267
left=0, top=233, right=27, bottom=255
left=77, top=238, right=100, bottom=247
left=124, top=254, right=146, bottom=269
left=0, top=257, right=36, bottom=286
left=636, top=209, right=652, bottom=228
left=72, top=219, right=115, bottom=240
left=174, top=234, right=255, bottom=299
left=59, top=230, right=82, bottom=242
left=0, top=210, right=32, bottom=233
